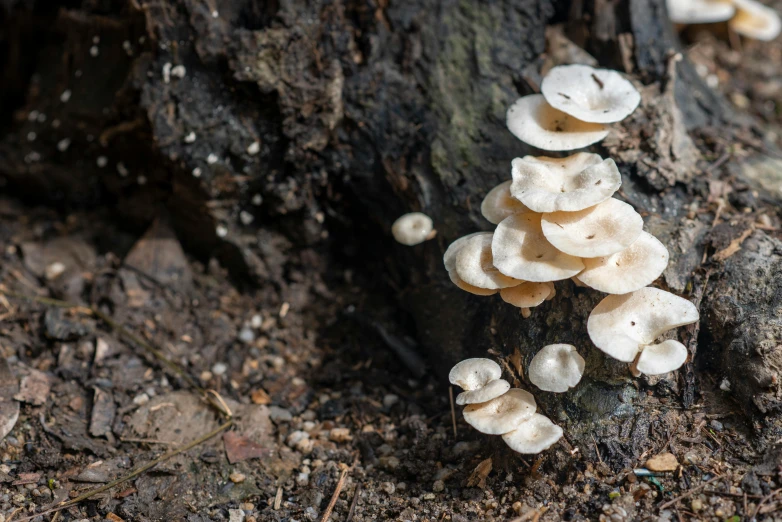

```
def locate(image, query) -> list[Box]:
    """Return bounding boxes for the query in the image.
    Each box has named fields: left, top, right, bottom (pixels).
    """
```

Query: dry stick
left=448, top=386, right=457, bottom=438
left=11, top=420, right=232, bottom=522
left=752, top=487, right=782, bottom=519
left=319, top=466, right=349, bottom=522
left=658, top=475, right=722, bottom=510
left=345, top=483, right=361, bottom=522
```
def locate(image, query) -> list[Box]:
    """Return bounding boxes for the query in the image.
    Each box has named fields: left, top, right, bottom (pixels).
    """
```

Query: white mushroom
left=506, top=94, right=609, bottom=151
left=666, top=0, right=736, bottom=24
left=510, top=154, right=622, bottom=213
left=540, top=198, right=643, bottom=258
left=448, top=270, right=498, bottom=296
left=587, top=287, right=699, bottom=368
left=449, top=358, right=502, bottom=391
left=635, top=339, right=689, bottom=376
left=392, top=212, right=435, bottom=246
left=729, top=0, right=782, bottom=41
left=528, top=344, right=585, bottom=393
left=541, top=65, right=641, bottom=124
left=492, top=213, right=585, bottom=282
left=500, top=282, right=555, bottom=318
left=575, top=231, right=670, bottom=294
left=454, top=234, right=520, bottom=290
left=481, top=181, right=529, bottom=225
left=502, top=413, right=564, bottom=454
left=456, top=379, right=512, bottom=405
left=463, top=388, right=537, bottom=435
left=444, top=232, right=498, bottom=295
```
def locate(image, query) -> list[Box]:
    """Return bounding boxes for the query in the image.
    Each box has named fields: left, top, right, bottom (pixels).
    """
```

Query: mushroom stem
left=521, top=308, right=531, bottom=318
left=629, top=353, right=642, bottom=377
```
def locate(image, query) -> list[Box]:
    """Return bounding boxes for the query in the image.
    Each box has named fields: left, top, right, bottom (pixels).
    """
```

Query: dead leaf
left=466, top=457, right=492, bottom=489
left=713, top=226, right=755, bottom=262
left=251, top=388, right=271, bottom=405
left=0, top=359, right=19, bottom=442
left=223, top=431, right=273, bottom=464
left=645, top=452, right=679, bottom=472
left=123, top=216, right=193, bottom=294
left=11, top=472, right=40, bottom=486
left=14, top=369, right=51, bottom=406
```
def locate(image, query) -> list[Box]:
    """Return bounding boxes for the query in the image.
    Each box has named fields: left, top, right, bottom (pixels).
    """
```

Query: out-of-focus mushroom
left=540, top=64, right=641, bottom=123
left=500, top=282, right=555, bottom=318
left=587, top=287, right=699, bottom=373
left=492, top=213, right=585, bottom=282
left=528, top=344, right=585, bottom=393
left=506, top=94, right=609, bottom=151
left=575, top=231, right=669, bottom=294
left=541, top=198, right=643, bottom=258
left=455, top=234, right=520, bottom=290
left=510, top=154, right=621, bottom=213
left=481, top=181, right=530, bottom=225
left=666, top=0, right=736, bottom=24
left=392, top=212, right=435, bottom=245
left=729, top=0, right=782, bottom=41
left=502, top=413, right=564, bottom=454
left=463, top=388, right=537, bottom=435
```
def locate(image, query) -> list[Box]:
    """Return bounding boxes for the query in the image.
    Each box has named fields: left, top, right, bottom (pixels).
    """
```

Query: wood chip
left=713, top=226, right=755, bottom=262
left=645, top=452, right=679, bottom=472
left=250, top=388, right=271, bottom=405
left=466, top=457, right=492, bottom=489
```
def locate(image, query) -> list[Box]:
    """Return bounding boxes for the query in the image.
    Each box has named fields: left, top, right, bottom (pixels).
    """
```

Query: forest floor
left=1, top=13, right=782, bottom=522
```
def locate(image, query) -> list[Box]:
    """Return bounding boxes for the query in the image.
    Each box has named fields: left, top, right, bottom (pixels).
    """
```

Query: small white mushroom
left=392, top=212, right=435, bottom=246
left=480, top=180, right=529, bottom=225
left=454, top=234, right=521, bottom=290
left=587, top=287, right=699, bottom=369
left=444, top=233, right=497, bottom=295
left=541, top=65, right=641, bottom=124
left=540, top=198, right=644, bottom=258
left=635, top=339, right=689, bottom=376
left=500, top=282, right=555, bottom=318
left=448, top=270, right=498, bottom=296
left=575, top=231, right=670, bottom=294
left=492, top=213, right=584, bottom=282
left=463, top=388, right=536, bottom=435
left=506, top=94, right=609, bottom=151
left=666, top=0, right=736, bottom=24
left=456, top=379, right=511, bottom=405
left=502, top=413, right=564, bottom=454
left=449, top=358, right=502, bottom=391
left=510, top=154, right=621, bottom=213
left=729, top=0, right=782, bottom=41
left=528, top=344, right=585, bottom=393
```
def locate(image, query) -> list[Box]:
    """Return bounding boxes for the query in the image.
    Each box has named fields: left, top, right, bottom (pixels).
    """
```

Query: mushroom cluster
left=667, top=0, right=781, bottom=41
left=506, top=64, right=640, bottom=151
left=449, top=358, right=563, bottom=454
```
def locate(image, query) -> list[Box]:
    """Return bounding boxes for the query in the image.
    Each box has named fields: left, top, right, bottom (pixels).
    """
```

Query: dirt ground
left=2, top=7, right=782, bottom=522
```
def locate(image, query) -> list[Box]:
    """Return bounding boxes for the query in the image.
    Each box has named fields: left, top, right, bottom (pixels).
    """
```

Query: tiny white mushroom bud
left=541, top=65, right=641, bottom=124
left=506, top=94, right=609, bottom=151
left=502, top=413, right=563, bottom=454
left=528, top=344, right=585, bottom=393
left=391, top=212, right=435, bottom=246
left=463, top=389, right=536, bottom=435
left=480, top=180, right=529, bottom=225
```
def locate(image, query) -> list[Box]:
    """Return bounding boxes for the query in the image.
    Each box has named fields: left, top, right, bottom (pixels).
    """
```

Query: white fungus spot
left=251, top=194, right=263, bottom=206
left=171, top=65, right=186, bottom=79
left=90, top=45, right=99, bottom=57
left=117, top=162, right=129, bottom=177
left=96, top=156, right=108, bottom=168
left=162, top=62, right=172, bottom=83
left=391, top=212, right=435, bottom=246
left=247, top=141, right=260, bottom=155
left=27, top=132, right=36, bottom=142
left=57, top=138, right=71, bottom=152
left=137, top=175, right=147, bottom=185
left=216, top=225, right=228, bottom=238
left=212, top=10, right=219, bottom=17
left=60, top=90, right=72, bottom=103
left=27, top=110, right=39, bottom=122
left=239, top=211, right=254, bottom=225
left=92, top=35, right=100, bottom=44
left=184, top=131, right=197, bottom=143
left=207, top=153, right=218, bottom=164
left=192, top=167, right=202, bottom=178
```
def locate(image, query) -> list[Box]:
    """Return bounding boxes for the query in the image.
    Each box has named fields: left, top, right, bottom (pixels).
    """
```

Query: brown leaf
left=713, top=226, right=755, bottom=262
left=223, top=431, right=273, bottom=464
left=251, top=388, right=271, bottom=405
left=14, top=369, right=50, bottom=406
left=11, top=472, right=40, bottom=486
left=466, top=457, right=493, bottom=489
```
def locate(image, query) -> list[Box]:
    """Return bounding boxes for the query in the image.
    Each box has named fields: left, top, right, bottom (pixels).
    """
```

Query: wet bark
left=1, top=0, right=781, bottom=466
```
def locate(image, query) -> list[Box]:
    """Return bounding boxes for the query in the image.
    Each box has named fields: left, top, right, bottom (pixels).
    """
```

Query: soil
left=1, top=2, right=782, bottom=522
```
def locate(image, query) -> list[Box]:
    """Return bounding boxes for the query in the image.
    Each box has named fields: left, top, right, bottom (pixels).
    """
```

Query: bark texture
left=2, top=0, right=782, bottom=464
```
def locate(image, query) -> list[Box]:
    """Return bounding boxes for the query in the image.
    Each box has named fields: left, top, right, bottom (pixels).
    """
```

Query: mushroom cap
left=729, top=0, right=782, bottom=41
left=502, top=413, right=564, bottom=454
left=528, top=344, right=585, bottom=393
left=492, top=213, right=585, bottom=282
left=576, top=231, right=670, bottom=294
left=448, top=270, right=498, bottom=296
left=541, top=198, right=644, bottom=258
left=481, top=180, right=530, bottom=225
left=666, top=0, right=736, bottom=24
left=541, top=65, right=641, bottom=123
left=506, top=94, right=609, bottom=151
left=456, top=379, right=511, bottom=405
left=455, top=234, right=521, bottom=290
left=444, top=232, right=492, bottom=272
left=587, top=287, right=700, bottom=362
left=449, top=358, right=503, bottom=391
left=392, top=212, right=434, bottom=246
left=500, top=282, right=554, bottom=308
left=463, top=388, right=537, bottom=435
left=510, top=155, right=621, bottom=213
left=636, top=340, right=689, bottom=376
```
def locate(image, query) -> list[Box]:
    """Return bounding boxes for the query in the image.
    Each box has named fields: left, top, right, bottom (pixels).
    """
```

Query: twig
left=320, top=465, right=349, bottom=522
left=449, top=386, right=457, bottom=438
left=345, top=483, right=361, bottom=522
left=658, top=475, right=722, bottom=510
left=12, top=420, right=232, bottom=522
left=274, top=486, right=283, bottom=510
left=591, top=433, right=604, bottom=466
left=752, top=487, right=782, bottom=519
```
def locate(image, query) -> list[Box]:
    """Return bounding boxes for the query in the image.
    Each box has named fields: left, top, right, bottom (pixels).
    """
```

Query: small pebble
left=691, top=498, right=703, bottom=511
left=228, top=509, right=245, bottom=522
left=432, top=480, right=445, bottom=492
left=229, top=472, right=246, bottom=483
left=132, top=393, right=149, bottom=406
left=710, top=420, right=724, bottom=432
left=380, top=482, right=395, bottom=495
left=211, top=362, right=227, bottom=376
left=238, top=327, right=255, bottom=344
left=247, top=142, right=260, bottom=155
left=329, top=428, right=352, bottom=443
left=383, top=394, right=399, bottom=408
